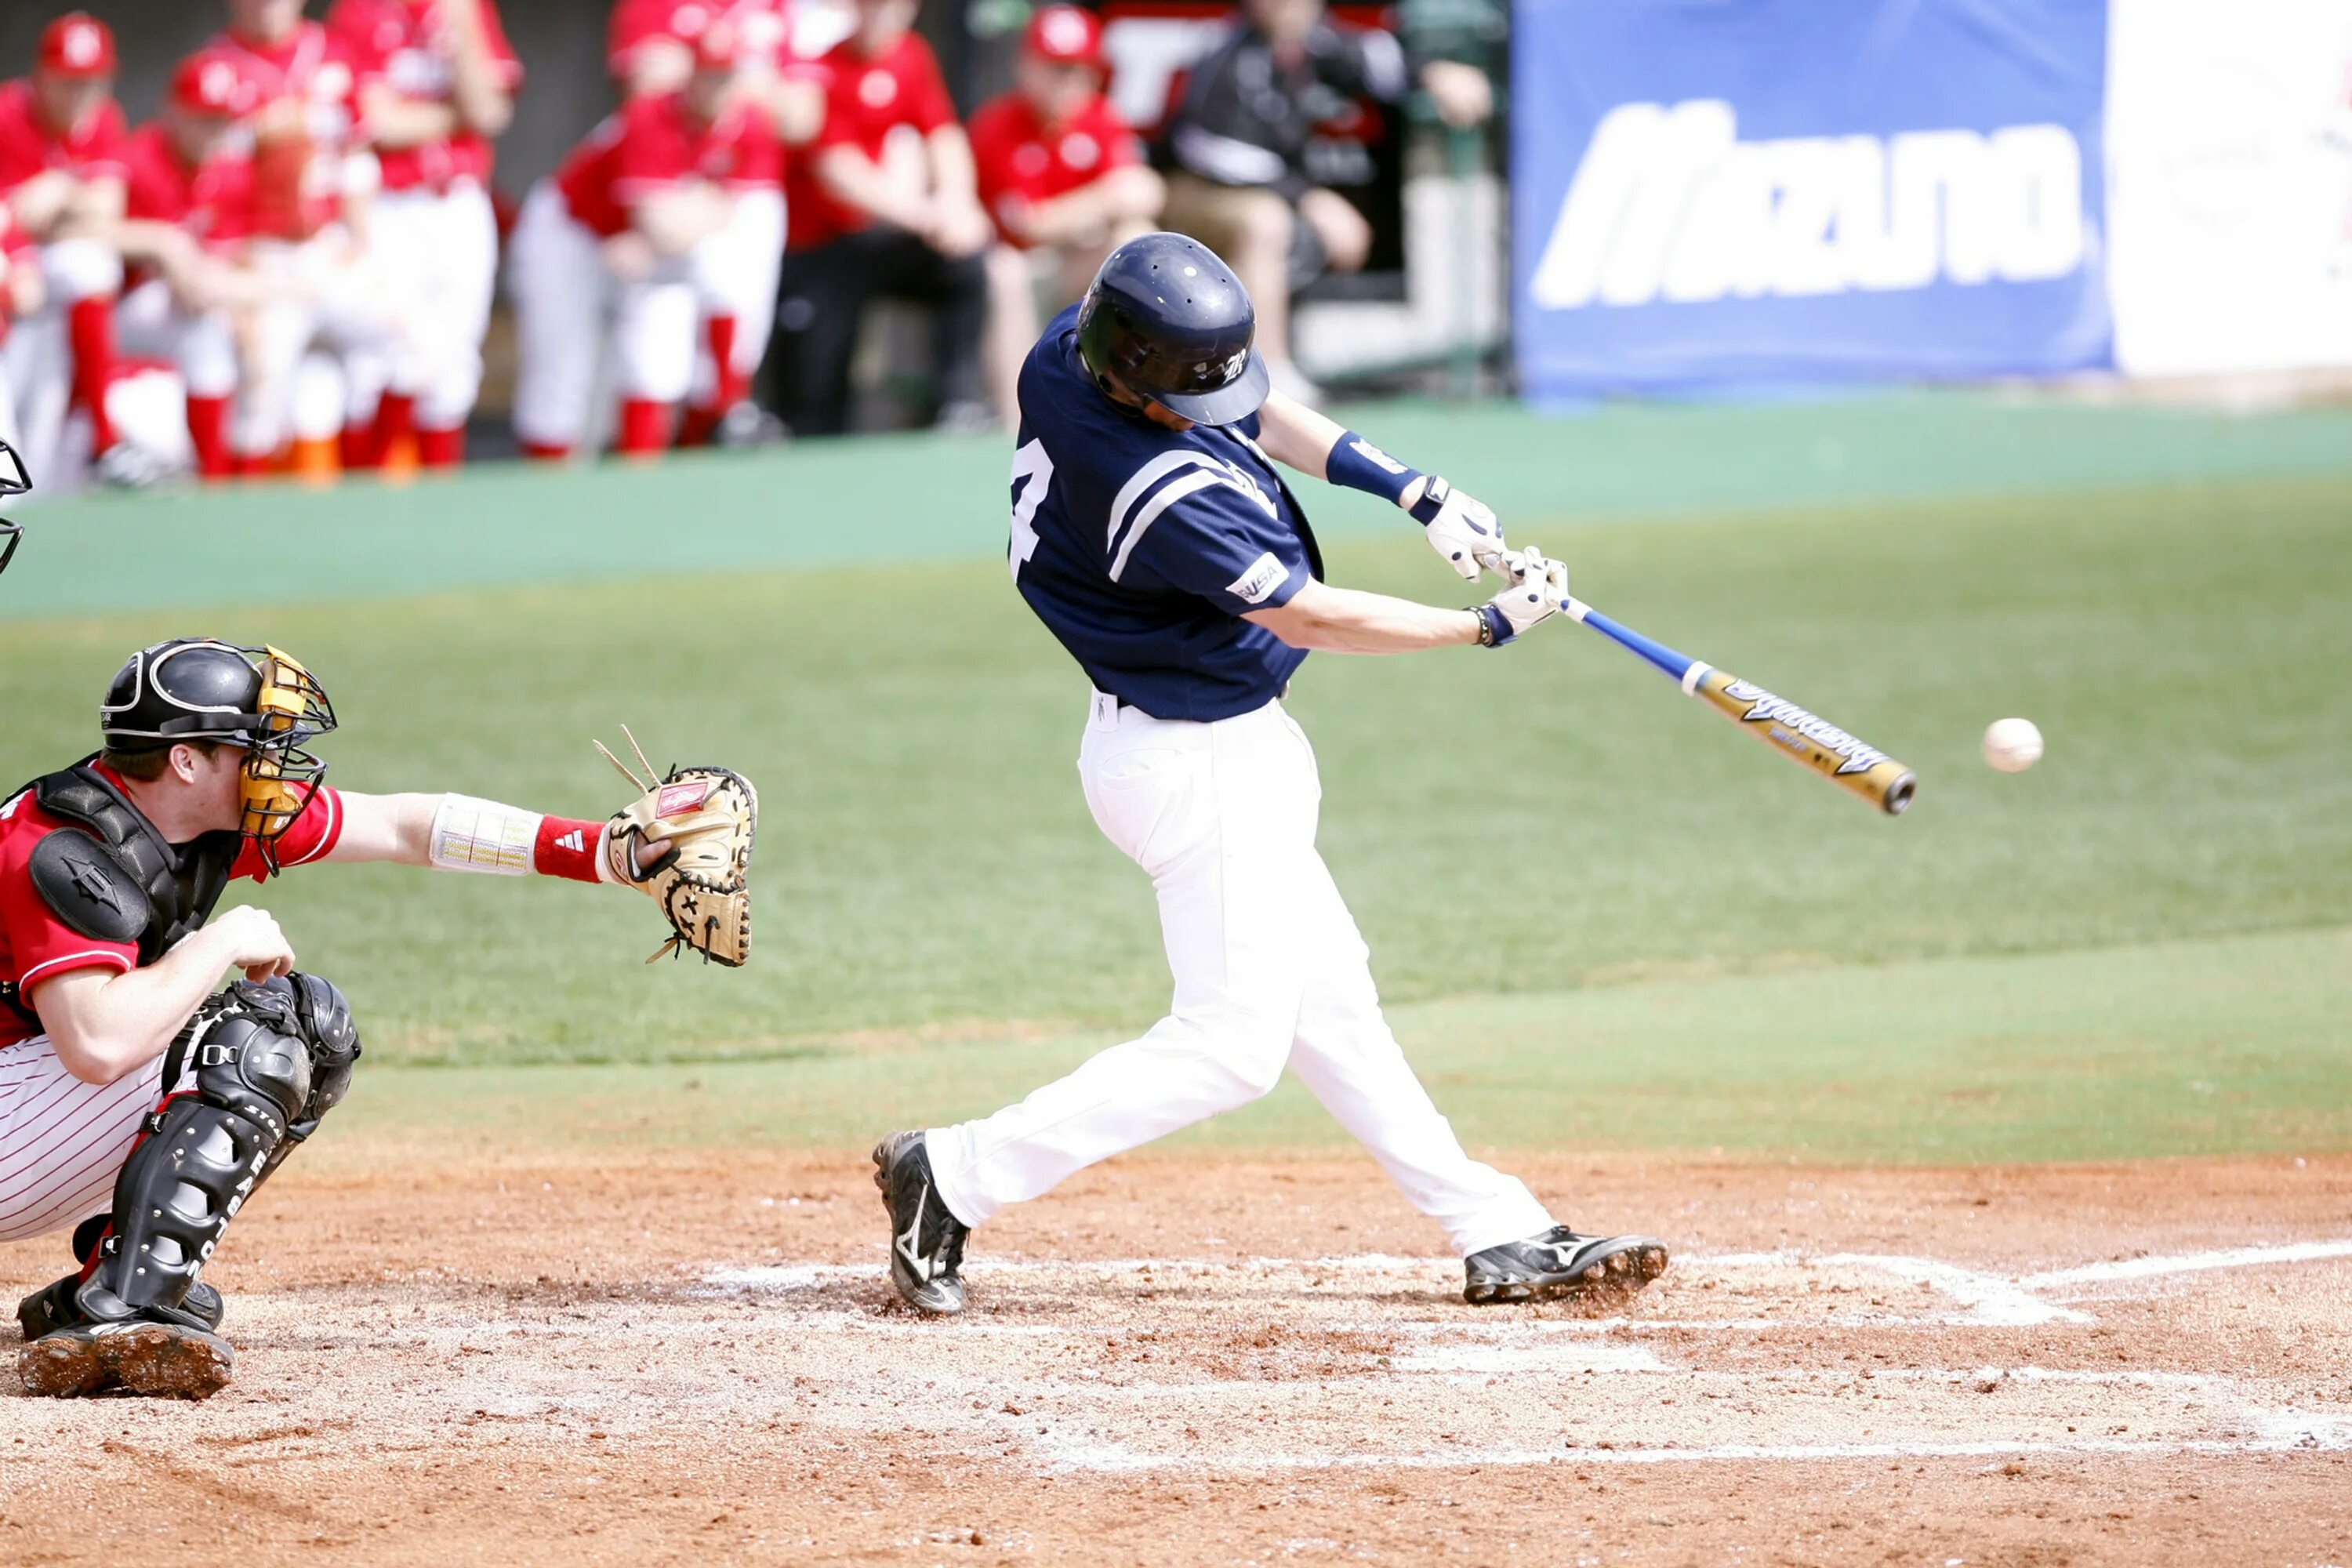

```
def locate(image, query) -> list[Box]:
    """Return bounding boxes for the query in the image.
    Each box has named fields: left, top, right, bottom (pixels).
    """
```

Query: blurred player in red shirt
left=766, top=0, right=993, bottom=436
left=111, top=53, right=269, bottom=483
left=609, top=0, right=828, bottom=448
left=0, top=209, right=42, bottom=454
left=0, top=16, right=161, bottom=488
left=510, top=23, right=781, bottom=459
left=968, top=6, right=1161, bottom=423
left=328, top=0, right=520, bottom=471
left=205, top=0, right=407, bottom=479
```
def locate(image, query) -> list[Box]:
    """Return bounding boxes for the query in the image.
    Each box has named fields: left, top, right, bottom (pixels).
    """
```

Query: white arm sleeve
left=427, top=793, right=543, bottom=875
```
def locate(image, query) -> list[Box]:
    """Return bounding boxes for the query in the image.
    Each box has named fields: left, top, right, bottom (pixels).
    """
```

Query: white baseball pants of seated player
left=507, top=180, right=699, bottom=452
left=689, top=184, right=784, bottom=408
left=925, top=692, right=1557, bottom=1258
left=371, top=180, right=499, bottom=433
left=0, top=238, right=124, bottom=489
left=0, top=1036, right=192, bottom=1246
left=115, top=279, right=238, bottom=403
left=237, top=233, right=405, bottom=458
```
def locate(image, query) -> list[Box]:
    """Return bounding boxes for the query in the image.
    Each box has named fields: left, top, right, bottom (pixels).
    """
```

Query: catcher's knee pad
left=256, top=971, right=364, bottom=1138
left=81, top=996, right=314, bottom=1322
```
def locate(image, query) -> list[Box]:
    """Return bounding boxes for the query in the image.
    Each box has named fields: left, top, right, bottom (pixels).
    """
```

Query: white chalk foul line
left=2022, top=1238, right=2352, bottom=1290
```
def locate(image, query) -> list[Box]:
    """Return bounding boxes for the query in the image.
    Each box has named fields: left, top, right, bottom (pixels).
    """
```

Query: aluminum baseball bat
left=1563, top=597, right=1917, bottom=815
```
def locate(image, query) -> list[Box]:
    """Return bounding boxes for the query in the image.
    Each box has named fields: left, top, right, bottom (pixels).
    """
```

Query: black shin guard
left=78, top=994, right=314, bottom=1326
left=256, top=972, right=361, bottom=1181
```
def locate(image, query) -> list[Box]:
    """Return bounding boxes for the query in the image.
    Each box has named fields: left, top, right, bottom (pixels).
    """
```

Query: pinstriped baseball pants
left=0, top=1037, right=189, bottom=1246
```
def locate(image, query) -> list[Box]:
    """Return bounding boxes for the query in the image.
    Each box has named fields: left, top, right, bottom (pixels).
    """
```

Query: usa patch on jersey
left=1226, top=552, right=1290, bottom=605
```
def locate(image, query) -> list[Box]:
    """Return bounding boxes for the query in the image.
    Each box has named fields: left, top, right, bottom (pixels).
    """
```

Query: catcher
left=2, top=637, right=754, bottom=1399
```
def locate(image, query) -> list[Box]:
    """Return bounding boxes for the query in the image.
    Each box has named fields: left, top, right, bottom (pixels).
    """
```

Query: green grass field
left=5, top=397, right=2349, bottom=1164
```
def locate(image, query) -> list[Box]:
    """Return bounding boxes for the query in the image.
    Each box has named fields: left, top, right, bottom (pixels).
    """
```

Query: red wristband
left=534, top=816, right=605, bottom=884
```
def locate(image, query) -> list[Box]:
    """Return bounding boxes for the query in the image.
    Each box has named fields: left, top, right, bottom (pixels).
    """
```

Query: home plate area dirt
left=4, top=1150, right=2350, bottom=1566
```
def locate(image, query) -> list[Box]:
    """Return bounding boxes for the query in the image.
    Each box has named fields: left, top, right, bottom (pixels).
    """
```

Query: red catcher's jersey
left=122, top=123, right=257, bottom=252
left=554, top=90, right=782, bottom=239
left=0, top=768, right=344, bottom=1051
left=787, top=30, right=956, bottom=249
left=327, top=0, right=522, bottom=193
left=202, top=24, right=373, bottom=241
left=967, top=90, right=1141, bottom=249
left=0, top=78, right=129, bottom=194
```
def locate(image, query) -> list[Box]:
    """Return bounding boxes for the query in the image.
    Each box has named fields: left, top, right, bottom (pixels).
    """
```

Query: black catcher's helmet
left=0, top=438, right=29, bottom=581
left=1076, top=232, right=1271, bottom=425
left=100, top=639, right=338, bottom=843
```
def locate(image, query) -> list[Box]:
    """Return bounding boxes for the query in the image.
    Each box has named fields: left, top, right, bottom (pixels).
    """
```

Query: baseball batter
left=2, top=640, right=755, bottom=1399
left=874, top=234, right=1668, bottom=1315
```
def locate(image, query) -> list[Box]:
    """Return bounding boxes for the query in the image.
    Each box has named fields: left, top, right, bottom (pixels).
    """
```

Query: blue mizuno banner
left=1511, top=0, right=2114, bottom=398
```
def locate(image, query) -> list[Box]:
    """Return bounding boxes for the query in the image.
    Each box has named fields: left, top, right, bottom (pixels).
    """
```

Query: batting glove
left=1475, top=549, right=1570, bottom=647
left=1412, top=477, right=1508, bottom=583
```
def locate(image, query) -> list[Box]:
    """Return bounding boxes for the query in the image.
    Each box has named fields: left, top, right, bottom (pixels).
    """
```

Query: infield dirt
left=4, top=1147, right=2349, bottom=1566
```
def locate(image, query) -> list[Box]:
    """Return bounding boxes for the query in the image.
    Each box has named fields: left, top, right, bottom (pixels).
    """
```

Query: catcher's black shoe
left=873, top=1131, right=969, bottom=1316
left=1463, top=1226, right=1670, bottom=1305
left=18, top=1273, right=224, bottom=1341
left=18, top=1316, right=234, bottom=1400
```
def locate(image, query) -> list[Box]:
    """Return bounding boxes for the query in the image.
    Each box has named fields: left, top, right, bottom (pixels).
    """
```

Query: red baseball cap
left=38, top=13, right=117, bottom=79
left=1024, top=5, right=1105, bottom=71
left=169, top=52, right=255, bottom=118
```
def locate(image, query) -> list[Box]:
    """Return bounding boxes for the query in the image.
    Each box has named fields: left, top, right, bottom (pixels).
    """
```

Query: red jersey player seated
left=0, top=210, right=45, bottom=448
left=608, top=0, right=826, bottom=448
left=968, top=6, right=1161, bottom=427
left=2, top=640, right=717, bottom=1399
left=109, top=53, right=268, bottom=485
left=205, top=0, right=408, bottom=481
left=765, top=0, right=996, bottom=436
left=510, top=22, right=779, bottom=461
left=327, top=0, right=523, bottom=472
left=0, top=15, right=158, bottom=488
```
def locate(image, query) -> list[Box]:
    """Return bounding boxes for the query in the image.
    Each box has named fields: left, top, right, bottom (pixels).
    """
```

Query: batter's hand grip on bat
left=1564, top=600, right=1916, bottom=816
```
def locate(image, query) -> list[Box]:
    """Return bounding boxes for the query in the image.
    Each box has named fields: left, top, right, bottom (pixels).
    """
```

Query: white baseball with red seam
left=1982, top=717, right=2043, bottom=773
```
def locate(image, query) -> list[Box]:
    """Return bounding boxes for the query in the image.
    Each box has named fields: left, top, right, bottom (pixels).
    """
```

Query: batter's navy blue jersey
left=1007, top=306, right=1323, bottom=722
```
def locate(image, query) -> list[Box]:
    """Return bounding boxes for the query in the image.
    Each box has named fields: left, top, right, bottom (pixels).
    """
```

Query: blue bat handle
left=1570, top=602, right=1702, bottom=685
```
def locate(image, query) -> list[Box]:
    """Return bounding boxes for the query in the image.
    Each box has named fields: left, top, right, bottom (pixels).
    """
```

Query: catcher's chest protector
left=26, top=763, right=239, bottom=964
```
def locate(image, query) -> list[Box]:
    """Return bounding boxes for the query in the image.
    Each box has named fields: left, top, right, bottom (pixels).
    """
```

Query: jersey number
left=1008, top=440, right=1054, bottom=583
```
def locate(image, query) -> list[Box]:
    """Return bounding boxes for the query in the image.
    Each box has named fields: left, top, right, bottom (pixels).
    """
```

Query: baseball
left=1982, top=717, right=2043, bottom=773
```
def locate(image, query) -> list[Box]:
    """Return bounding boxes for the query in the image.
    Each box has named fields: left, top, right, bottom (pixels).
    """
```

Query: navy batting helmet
left=1076, top=232, right=1270, bottom=425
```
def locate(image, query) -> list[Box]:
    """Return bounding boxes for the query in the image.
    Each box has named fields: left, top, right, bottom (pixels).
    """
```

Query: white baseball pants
left=0, top=238, right=122, bottom=488
left=372, top=181, right=499, bottom=430
left=690, top=184, right=783, bottom=405
left=926, top=694, right=1555, bottom=1258
left=238, top=234, right=404, bottom=456
left=0, top=1036, right=190, bottom=1247
left=114, top=279, right=238, bottom=400
left=507, top=181, right=698, bottom=451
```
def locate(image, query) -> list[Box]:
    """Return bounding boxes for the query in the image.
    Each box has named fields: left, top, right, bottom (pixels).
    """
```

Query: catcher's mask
left=100, top=639, right=338, bottom=850
left=0, top=439, right=29, bottom=580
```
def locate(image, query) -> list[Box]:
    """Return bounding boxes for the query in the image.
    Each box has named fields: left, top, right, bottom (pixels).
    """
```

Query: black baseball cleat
left=873, top=1131, right=970, bottom=1316
left=18, top=1316, right=235, bottom=1400
left=18, top=1274, right=224, bottom=1341
left=1463, top=1226, right=1670, bottom=1305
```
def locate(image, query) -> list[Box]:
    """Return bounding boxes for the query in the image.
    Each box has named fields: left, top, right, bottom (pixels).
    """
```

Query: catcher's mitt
left=595, top=726, right=757, bottom=966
